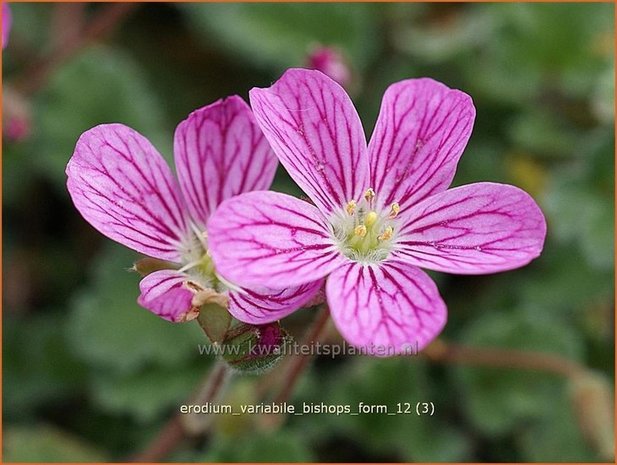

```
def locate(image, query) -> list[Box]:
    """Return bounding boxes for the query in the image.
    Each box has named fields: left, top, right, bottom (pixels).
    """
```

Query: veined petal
left=368, top=78, right=475, bottom=210
left=228, top=280, right=324, bottom=324
left=249, top=68, right=369, bottom=215
left=66, top=124, right=188, bottom=261
left=174, top=96, right=278, bottom=228
left=137, top=270, right=197, bottom=323
left=327, top=260, right=447, bottom=356
left=208, top=191, right=346, bottom=288
left=395, top=183, right=547, bottom=274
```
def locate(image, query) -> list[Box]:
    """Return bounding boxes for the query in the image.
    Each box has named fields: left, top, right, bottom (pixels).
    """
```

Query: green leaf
left=298, top=357, right=471, bottom=462
left=507, top=109, right=582, bottom=158
left=544, top=162, right=614, bottom=271
left=180, top=3, right=378, bottom=71
left=4, top=425, right=107, bottom=462
left=202, top=431, right=315, bottom=462
left=68, top=244, right=205, bottom=373
left=515, top=243, right=613, bottom=317
left=4, top=314, right=87, bottom=420
left=3, top=4, right=52, bottom=72
left=91, top=366, right=204, bottom=424
left=31, top=46, right=168, bottom=189
left=455, top=310, right=584, bottom=436
left=518, top=393, right=599, bottom=461
left=465, top=3, right=613, bottom=103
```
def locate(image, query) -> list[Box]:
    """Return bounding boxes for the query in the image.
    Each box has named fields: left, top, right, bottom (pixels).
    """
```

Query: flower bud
left=220, top=321, right=292, bottom=374
left=306, top=45, right=352, bottom=89
left=2, top=86, right=31, bottom=143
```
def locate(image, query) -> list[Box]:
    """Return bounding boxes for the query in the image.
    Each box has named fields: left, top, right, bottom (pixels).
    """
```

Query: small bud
left=354, top=224, right=367, bottom=237
left=306, top=45, right=352, bottom=89
left=2, top=86, right=31, bottom=142
left=221, top=321, right=292, bottom=374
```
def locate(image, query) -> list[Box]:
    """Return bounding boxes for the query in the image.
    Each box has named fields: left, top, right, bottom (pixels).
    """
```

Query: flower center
left=180, top=226, right=223, bottom=292
left=195, top=252, right=220, bottom=288
left=330, top=188, right=400, bottom=262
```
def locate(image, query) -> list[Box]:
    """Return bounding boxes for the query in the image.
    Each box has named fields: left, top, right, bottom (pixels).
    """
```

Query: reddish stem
left=132, top=361, right=230, bottom=462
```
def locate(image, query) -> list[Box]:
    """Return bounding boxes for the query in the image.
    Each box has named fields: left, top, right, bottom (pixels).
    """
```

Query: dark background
left=2, top=3, right=614, bottom=462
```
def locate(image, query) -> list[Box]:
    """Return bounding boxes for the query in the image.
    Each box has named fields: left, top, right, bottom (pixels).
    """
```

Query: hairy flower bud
left=220, top=321, right=292, bottom=374
left=306, top=45, right=352, bottom=89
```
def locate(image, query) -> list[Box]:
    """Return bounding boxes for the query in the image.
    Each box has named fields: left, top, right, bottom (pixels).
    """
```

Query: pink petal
left=207, top=190, right=346, bottom=288
left=228, top=280, right=324, bottom=324
left=66, top=124, right=188, bottom=261
left=395, top=182, right=547, bottom=274
left=326, top=260, right=447, bottom=355
left=368, top=78, right=475, bottom=210
left=249, top=68, right=368, bottom=215
left=137, top=270, right=196, bottom=323
left=174, top=96, right=278, bottom=228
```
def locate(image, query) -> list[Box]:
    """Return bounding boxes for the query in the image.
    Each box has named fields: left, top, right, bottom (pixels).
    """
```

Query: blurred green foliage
left=3, top=3, right=614, bottom=462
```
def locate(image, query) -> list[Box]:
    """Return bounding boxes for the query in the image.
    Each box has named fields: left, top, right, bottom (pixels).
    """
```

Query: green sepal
left=131, top=257, right=179, bottom=276
left=197, top=303, right=232, bottom=344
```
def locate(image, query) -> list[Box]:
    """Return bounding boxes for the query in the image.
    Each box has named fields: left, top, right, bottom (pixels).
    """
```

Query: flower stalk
left=133, top=361, right=231, bottom=462
left=423, top=339, right=585, bottom=377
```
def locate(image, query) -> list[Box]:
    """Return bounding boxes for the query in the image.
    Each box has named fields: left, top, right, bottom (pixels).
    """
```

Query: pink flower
left=66, top=96, right=321, bottom=323
left=2, top=3, right=11, bottom=49
left=207, top=69, right=547, bottom=355
left=306, top=46, right=352, bottom=89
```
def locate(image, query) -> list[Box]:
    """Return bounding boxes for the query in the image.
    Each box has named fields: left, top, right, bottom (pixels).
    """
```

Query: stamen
left=345, top=200, right=357, bottom=215
left=364, top=188, right=375, bottom=202
left=378, top=226, right=394, bottom=241
left=184, top=280, right=205, bottom=293
left=178, top=259, right=202, bottom=273
left=354, top=224, right=367, bottom=237
left=389, top=203, right=400, bottom=219
left=190, top=222, right=209, bottom=250
left=364, top=211, right=378, bottom=227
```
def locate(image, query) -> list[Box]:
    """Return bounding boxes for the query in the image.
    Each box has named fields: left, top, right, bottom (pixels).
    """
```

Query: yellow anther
left=389, top=202, right=400, bottom=219
left=364, top=211, right=378, bottom=227
left=378, top=226, right=394, bottom=241
left=345, top=200, right=357, bottom=215
left=364, top=188, right=375, bottom=202
left=354, top=224, right=367, bottom=237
